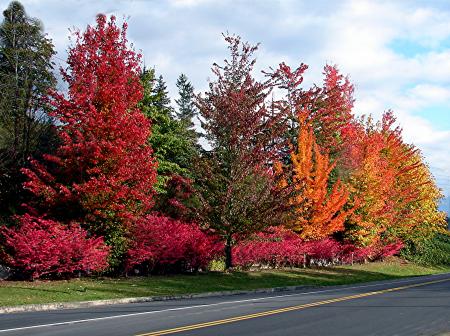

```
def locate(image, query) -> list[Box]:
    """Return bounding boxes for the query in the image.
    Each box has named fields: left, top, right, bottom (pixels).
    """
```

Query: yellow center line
left=136, top=277, right=450, bottom=336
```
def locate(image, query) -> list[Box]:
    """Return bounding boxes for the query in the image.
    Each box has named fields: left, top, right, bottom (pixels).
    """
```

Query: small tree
left=195, top=35, right=292, bottom=269
left=276, top=113, right=353, bottom=240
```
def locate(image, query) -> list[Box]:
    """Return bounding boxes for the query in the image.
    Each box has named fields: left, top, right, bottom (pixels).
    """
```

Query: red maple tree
left=195, top=35, right=292, bottom=269
left=19, top=15, right=157, bottom=268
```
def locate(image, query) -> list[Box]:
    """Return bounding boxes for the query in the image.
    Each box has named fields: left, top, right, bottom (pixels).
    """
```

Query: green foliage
left=0, top=1, right=56, bottom=218
left=175, top=73, right=196, bottom=121
left=401, top=233, right=450, bottom=266
left=139, top=69, right=199, bottom=193
left=195, top=35, right=293, bottom=268
left=175, top=73, right=200, bottom=149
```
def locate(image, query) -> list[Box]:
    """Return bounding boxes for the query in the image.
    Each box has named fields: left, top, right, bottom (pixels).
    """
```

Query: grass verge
left=1, top=258, right=449, bottom=307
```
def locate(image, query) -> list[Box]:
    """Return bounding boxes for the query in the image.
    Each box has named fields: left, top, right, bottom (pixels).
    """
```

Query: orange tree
left=276, top=112, right=353, bottom=240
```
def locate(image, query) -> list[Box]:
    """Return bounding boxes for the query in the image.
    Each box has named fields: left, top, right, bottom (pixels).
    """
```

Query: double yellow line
left=136, top=277, right=450, bottom=336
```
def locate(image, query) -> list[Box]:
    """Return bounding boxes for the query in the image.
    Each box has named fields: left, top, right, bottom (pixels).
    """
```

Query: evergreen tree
left=175, top=73, right=199, bottom=148
left=154, top=75, right=172, bottom=111
left=175, top=73, right=196, bottom=122
left=139, top=69, right=198, bottom=194
left=0, top=1, right=56, bottom=219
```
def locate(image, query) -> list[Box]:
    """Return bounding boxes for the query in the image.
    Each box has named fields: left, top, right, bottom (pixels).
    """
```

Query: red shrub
left=233, top=227, right=306, bottom=268
left=303, top=239, right=343, bottom=261
left=233, top=227, right=404, bottom=268
left=2, top=215, right=110, bottom=279
left=126, top=214, right=221, bottom=272
left=375, top=241, right=404, bottom=259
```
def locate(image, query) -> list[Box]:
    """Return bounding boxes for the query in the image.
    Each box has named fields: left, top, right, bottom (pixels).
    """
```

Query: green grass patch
left=1, top=258, right=449, bottom=307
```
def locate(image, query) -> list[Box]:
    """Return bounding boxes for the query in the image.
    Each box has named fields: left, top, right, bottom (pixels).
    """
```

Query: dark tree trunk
left=224, top=236, right=233, bottom=269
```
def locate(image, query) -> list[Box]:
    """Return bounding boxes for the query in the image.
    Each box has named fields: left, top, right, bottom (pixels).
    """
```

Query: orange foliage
left=279, top=113, right=353, bottom=240
left=340, top=118, right=396, bottom=245
left=381, top=113, right=446, bottom=241
left=340, top=111, right=446, bottom=245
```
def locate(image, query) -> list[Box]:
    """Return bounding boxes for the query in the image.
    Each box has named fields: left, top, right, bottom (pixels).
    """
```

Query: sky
left=4, top=0, right=450, bottom=210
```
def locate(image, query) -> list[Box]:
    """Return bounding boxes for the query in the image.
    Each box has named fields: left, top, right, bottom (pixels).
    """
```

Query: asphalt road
left=1, top=273, right=450, bottom=336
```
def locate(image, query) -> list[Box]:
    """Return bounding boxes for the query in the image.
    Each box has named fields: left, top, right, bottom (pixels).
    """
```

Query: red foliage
left=126, top=214, right=221, bottom=272
left=341, top=241, right=404, bottom=263
left=233, top=227, right=403, bottom=268
left=233, top=227, right=306, bottom=268
left=2, top=215, right=109, bottom=279
left=303, top=239, right=343, bottom=261
left=20, top=15, right=157, bottom=264
left=195, top=35, right=293, bottom=268
left=271, top=62, right=354, bottom=153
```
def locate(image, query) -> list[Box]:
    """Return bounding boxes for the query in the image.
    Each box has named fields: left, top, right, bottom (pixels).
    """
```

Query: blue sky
left=5, top=0, right=450, bottom=209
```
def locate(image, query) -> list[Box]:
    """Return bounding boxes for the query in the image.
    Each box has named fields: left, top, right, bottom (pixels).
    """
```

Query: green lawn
left=1, top=259, right=449, bottom=307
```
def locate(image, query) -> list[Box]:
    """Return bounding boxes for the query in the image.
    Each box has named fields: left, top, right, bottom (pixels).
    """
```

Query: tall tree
left=0, top=1, right=56, bottom=218
left=20, top=15, right=157, bottom=268
left=195, top=35, right=292, bottom=269
left=340, top=116, right=397, bottom=245
left=378, top=112, right=446, bottom=243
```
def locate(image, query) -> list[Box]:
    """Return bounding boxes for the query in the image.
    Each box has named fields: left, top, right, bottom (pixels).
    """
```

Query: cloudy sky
left=6, top=0, right=450, bottom=209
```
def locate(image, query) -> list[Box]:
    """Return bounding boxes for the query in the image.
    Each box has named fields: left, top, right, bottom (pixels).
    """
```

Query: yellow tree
left=341, top=112, right=446, bottom=246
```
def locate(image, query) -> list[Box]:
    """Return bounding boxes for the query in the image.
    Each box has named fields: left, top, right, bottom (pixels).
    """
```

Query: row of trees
left=0, top=2, right=446, bottom=279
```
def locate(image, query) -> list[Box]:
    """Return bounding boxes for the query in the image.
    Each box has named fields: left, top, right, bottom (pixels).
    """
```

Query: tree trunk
left=224, top=236, right=233, bottom=269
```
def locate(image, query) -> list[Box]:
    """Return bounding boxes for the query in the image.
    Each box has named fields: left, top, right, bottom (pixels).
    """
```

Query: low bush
left=402, top=233, right=450, bottom=266
left=1, top=215, right=110, bottom=279
left=233, top=227, right=306, bottom=268
left=233, top=227, right=404, bottom=268
left=126, top=214, right=221, bottom=273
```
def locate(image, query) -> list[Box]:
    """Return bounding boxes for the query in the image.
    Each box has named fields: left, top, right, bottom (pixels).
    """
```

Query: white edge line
left=0, top=273, right=449, bottom=334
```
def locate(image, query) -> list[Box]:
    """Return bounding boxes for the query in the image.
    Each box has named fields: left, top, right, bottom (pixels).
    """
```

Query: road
left=1, top=273, right=450, bottom=336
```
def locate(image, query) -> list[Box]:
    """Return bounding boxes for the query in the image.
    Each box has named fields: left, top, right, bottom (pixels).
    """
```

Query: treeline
left=0, top=2, right=447, bottom=280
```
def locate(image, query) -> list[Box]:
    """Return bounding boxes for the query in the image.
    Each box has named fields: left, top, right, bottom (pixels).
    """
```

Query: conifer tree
left=139, top=69, right=198, bottom=194
left=0, top=1, right=56, bottom=219
left=175, top=73, right=196, bottom=122
left=175, top=73, right=199, bottom=147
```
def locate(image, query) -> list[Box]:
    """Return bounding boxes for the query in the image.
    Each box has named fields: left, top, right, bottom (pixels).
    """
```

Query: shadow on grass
left=80, top=266, right=424, bottom=296
left=1, top=263, right=447, bottom=305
